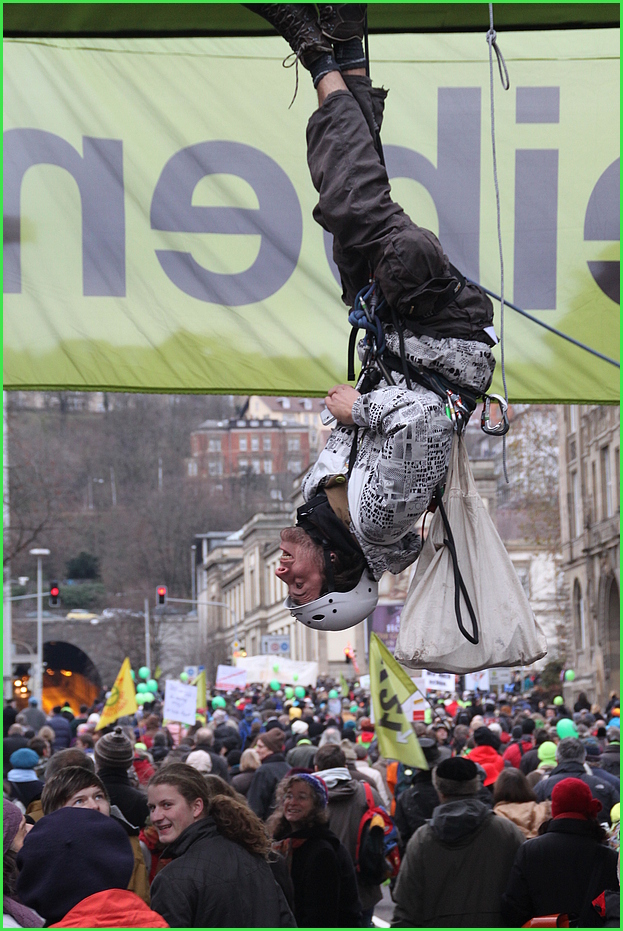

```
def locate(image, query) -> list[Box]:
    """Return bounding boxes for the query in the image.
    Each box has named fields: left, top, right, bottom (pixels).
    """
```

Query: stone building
left=558, top=405, right=620, bottom=707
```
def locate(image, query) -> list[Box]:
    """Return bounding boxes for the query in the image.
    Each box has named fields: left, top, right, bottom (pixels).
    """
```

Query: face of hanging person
left=276, top=529, right=325, bottom=605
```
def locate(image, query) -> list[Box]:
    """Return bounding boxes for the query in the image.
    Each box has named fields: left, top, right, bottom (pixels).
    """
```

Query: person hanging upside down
left=246, top=4, right=497, bottom=630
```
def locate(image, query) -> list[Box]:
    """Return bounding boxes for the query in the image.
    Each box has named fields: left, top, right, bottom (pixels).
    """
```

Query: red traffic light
left=50, top=586, right=59, bottom=597
left=156, top=586, right=167, bottom=606
left=49, top=582, right=60, bottom=607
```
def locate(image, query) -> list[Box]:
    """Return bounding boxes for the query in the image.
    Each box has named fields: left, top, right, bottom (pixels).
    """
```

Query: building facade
left=558, top=405, right=620, bottom=707
left=187, top=417, right=311, bottom=481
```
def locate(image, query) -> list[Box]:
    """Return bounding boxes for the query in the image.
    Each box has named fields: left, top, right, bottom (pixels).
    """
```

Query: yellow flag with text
left=369, top=634, right=428, bottom=769
left=192, top=670, right=207, bottom=711
left=95, top=657, right=137, bottom=730
left=340, top=674, right=350, bottom=698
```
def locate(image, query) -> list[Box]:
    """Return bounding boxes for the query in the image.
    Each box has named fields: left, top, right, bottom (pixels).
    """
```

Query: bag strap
left=433, top=484, right=480, bottom=645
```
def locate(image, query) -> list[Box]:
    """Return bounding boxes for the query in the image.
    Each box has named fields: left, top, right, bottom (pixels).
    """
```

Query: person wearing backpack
left=314, top=743, right=389, bottom=926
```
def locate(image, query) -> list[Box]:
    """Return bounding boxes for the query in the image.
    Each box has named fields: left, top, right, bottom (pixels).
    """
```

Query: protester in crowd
left=16, top=807, right=167, bottom=927
left=148, top=763, right=296, bottom=927
left=503, top=721, right=535, bottom=768
left=519, top=728, right=554, bottom=776
left=4, top=698, right=19, bottom=737
left=192, top=727, right=230, bottom=781
left=3, top=799, right=43, bottom=928
left=47, top=706, right=72, bottom=752
left=535, top=739, right=558, bottom=774
left=467, top=726, right=505, bottom=789
left=600, top=728, right=621, bottom=777
left=391, top=757, right=525, bottom=927
left=231, top=748, right=261, bottom=797
left=150, top=732, right=171, bottom=765
left=246, top=727, right=290, bottom=821
left=315, top=742, right=385, bottom=925
left=393, top=738, right=441, bottom=850
left=3, top=725, right=29, bottom=777
left=185, top=748, right=213, bottom=776
left=501, top=777, right=619, bottom=926
left=534, top=738, right=619, bottom=821
left=17, top=698, right=47, bottom=733
left=286, top=725, right=318, bottom=769
left=94, top=726, right=150, bottom=829
left=354, top=744, right=391, bottom=807
left=74, top=732, right=95, bottom=756
left=268, top=772, right=362, bottom=927
left=43, top=746, right=95, bottom=782
left=41, top=765, right=151, bottom=905
left=492, top=767, right=551, bottom=839
left=6, top=748, right=45, bottom=816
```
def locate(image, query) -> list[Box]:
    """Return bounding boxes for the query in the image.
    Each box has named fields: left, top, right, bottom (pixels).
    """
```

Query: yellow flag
left=192, top=670, right=207, bottom=711
left=154, top=666, right=163, bottom=680
left=369, top=633, right=428, bottom=769
left=95, top=658, right=137, bottom=730
left=340, top=673, right=350, bottom=698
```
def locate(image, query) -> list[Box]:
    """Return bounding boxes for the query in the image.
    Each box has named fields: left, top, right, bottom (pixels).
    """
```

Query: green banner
left=3, top=31, right=619, bottom=399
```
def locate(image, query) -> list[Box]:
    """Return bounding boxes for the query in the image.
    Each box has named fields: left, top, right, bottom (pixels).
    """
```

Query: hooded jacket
left=247, top=753, right=289, bottom=821
left=391, top=798, right=524, bottom=927
left=149, top=816, right=296, bottom=928
left=467, top=745, right=505, bottom=787
left=49, top=890, right=168, bottom=928
left=534, top=761, right=619, bottom=823
left=302, top=333, right=494, bottom=581
left=493, top=800, right=551, bottom=839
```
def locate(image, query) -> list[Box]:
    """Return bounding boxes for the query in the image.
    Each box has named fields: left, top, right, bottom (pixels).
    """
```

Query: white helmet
left=285, top=568, right=379, bottom=632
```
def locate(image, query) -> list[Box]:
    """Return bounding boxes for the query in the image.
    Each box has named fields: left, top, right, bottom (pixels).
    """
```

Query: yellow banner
left=192, top=670, right=207, bottom=711
left=3, top=32, right=619, bottom=401
left=95, top=657, right=138, bottom=730
left=369, top=633, right=428, bottom=768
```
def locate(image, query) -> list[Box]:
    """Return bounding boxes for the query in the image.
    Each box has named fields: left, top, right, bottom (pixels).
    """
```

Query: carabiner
left=481, top=394, right=510, bottom=436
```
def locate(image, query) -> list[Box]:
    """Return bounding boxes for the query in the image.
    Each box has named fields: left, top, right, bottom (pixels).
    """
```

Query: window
left=238, top=436, right=247, bottom=451
left=569, top=471, right=582, bottom=538
left=287, top=459, right=302, bottom=474
left=569, top=405, right=578, bottom=432
left=239, top=458, right=248, bottom=470
left=208, top=437, right=221, bottom=452
left=287, top=436, right=301, bottom=452
left=187, top=460, right=198, bottom=477
left=251, top=436, right=260, bottom=451
left=263, top=459, right=273, bottom=474
left=601, top=446, right=613, bottom=518
left=263, top=436, right=271, bottom=451
left=251, top=460, right=261, bottom=474
left=573, top=579, right=586, bottom=650
left=592, top=461, right=598, bottom=521
left=208, top=461, right=223, bottom=476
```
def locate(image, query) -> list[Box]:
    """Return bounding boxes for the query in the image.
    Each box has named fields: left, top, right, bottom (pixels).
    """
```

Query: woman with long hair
left=147, top=763, right=295, bottom=928
left=492, top=768, right=551, bottom=839
left=231, top=748, right=261, bottom=797
left=268, top=773, right=362, bottom=928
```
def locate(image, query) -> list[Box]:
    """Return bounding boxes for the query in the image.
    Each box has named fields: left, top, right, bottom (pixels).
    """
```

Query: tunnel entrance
left=43, top=641, right=103, bottom=714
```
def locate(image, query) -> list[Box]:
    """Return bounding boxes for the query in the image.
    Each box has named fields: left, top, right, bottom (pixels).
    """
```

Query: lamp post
left=190, top=544, right=197, bottom=610
left=29, top=548, right=50, bottom=705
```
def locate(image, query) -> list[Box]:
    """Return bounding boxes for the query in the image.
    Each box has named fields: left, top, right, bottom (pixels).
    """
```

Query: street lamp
left=190, top=544, right=197, bottom=610
left=29, top=548, right=50, bottom=705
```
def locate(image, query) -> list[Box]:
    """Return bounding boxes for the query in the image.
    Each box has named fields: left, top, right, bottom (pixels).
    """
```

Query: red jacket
left=49, top=889, right=169, bottom=927
left=468, top=745, right=505, bottom=786
left=502, top=740, right=533, bottom=769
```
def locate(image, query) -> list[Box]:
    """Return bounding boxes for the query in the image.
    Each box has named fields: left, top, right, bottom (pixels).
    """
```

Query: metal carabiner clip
left=481, top=394, right=510, bottom=436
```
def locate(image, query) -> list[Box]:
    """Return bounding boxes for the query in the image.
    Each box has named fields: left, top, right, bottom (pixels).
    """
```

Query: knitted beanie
left=9, top=748, right=40, bottom=769
left=551, top=777, right=602, bottom=820
left=186, top=750, right=213, bottom=775
left=3, top=799, right=23, bottom=854
left=291, top=719, right=309, bottom=735
left=432, top=757, right=480, bottom=797
left=16, top=808, right=134, bottom=925
left=258, top=727, right=285, bottom=754
left=537, top=741, right=558, bottom=766
left=295, top=773, right=329, bottom=808
left=94, top=726, right=134, bottom=768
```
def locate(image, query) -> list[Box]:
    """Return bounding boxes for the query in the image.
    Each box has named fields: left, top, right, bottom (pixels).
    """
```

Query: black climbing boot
left=317, top=4, right=367, bottom=41
left=244, top=4, right=333, bottom=70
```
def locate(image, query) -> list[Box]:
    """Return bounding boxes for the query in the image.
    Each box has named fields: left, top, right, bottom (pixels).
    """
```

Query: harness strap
left=433, top=485, right=479, bottom=645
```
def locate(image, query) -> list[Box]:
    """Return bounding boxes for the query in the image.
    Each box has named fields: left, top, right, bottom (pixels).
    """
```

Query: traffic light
left=49, top=581, right=60, bottom=607
left=344, top=646, right=352, bottom=664
left=156, top=585, right=167, bottom=607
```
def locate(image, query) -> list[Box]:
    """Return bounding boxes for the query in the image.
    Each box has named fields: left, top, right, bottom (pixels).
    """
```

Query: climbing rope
left=486, top=3, right=511, bottom=482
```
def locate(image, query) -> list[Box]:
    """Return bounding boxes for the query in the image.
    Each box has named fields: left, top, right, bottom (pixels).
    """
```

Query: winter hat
left=521, top=719, right=536, bottom=735
left=16, top=808, right=134, bottom=925
left=418, top=736, right=440, bottom=767
left=291, top=719, right=309, bottom=736
left=94, top=725, right=134, bottom=769
left=607, top=727, right=620, bottom=744
left=511, top=725, right=523, bottom=740
left=340, top=739, right=357, bottom=761
left=343, top=720, right=357, bottom=731
left=289, top=706, right=302, bottom=720
left=295, top=774, right=329, bottom=808
left=3, top=799, right=23, bottom=854
left=258, top=728, right=285, bottom=754
left=470, top=715, right=485, bottom=730
left=473, top=726, right=500, bottom=749
left=432, top=757, right=480, bottom=797
left=186, top=750, right=213, bottom=775
left=28, top=697, right=38, bottom=706
left=227, top=749, right=242, bottom=768
left=87, top=712, right=100, bottom=727
left=551, top=777, right=602, bottom=820
left=9, top=748, right=40, bottom=770
left=537, top=741, right=558, bottom=766
left=584, top=741, right=602, bottom=764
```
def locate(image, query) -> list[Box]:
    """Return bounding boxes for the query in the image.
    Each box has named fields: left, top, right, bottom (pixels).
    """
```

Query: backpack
left=355, top=783, right=401, bottom=885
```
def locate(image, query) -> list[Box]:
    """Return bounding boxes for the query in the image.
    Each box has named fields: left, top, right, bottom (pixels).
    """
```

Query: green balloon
left=556, top=718, right=578, bottom=739
left=130, top=670, right=136, bottom=681
left=136, top=682, right=148, bottom=693
left=564, top=669, right=576, bottom=682
left=211, top=696, right=226, bottom=709
left=328, top=689, right=338, bottom=699
left=553, top=695, right=564, bottom=706
left=138, top=666, right=150, bottom=680
left=270, top=679, right=280, bottom=691
left=284, top=687, right=294, bottom=699
left=350, top=703, right=358, bottom=713
left=272, top=663, right=280, bottom=673
left=293, top=673, right=299, bottom=682
left=146, top=679, right=158, bottom=692
left=179, top=672, right=189, bottom=682
left=294, top=686, right=306, bottom=699
left=136, top=693, right=146, bottom=704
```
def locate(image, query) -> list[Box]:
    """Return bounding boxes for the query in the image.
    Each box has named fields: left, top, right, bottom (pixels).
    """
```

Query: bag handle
left=433, top=485, right=480, bottom=645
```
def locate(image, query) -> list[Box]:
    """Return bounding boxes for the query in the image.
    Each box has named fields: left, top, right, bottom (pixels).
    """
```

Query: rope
left=467, top=281, right=620, bottom=369
left=486, top=4, right=511, bottom=482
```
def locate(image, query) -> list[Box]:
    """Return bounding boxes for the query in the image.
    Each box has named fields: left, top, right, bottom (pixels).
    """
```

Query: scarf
left=273, top=835, right=308, bottom=874
left=7, top=769, right=39, bottom=783
left=314, top=766, right=351, bottom=788
left=3, top=896, right=45, bottom=928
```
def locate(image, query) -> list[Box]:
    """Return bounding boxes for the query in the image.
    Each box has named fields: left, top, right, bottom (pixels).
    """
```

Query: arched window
left=573, top=579, right=586, bottom=651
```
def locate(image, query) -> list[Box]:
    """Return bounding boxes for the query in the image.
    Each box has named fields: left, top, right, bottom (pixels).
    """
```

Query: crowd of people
left=3, top=683, right=620, bottom=927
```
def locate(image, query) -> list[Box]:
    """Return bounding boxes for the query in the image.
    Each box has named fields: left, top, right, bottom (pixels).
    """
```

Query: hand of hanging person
left=325, top=384, right=361, bottom=425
